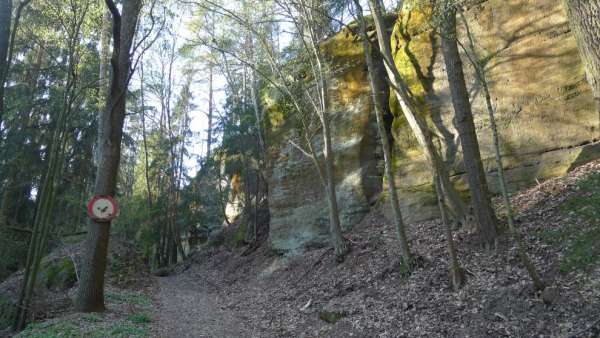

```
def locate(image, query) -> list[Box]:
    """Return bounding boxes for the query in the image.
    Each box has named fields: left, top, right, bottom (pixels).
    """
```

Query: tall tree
left=564, top=0, right=600, bottom=113
left=352, top=0, right=412, bottom=262
left=0, top=0, right=12, bottom=125
left=76, top=0, right=142, bottom=312
left=458, top=11, right=545, bottom=291
left=440, top=1, right=498, bottom=246
left=367, top=0, right=468, bottom=224
left=0, top=0, right=31, bottom=132
left=287, top=0, right=349, bottom=259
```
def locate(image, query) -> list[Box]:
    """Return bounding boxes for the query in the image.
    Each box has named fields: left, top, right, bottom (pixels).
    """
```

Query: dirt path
left=152, top=273, right=248, bottom=338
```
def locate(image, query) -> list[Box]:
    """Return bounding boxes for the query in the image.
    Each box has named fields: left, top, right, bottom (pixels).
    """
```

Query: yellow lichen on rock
left=389, top=0, right=436, bottom=152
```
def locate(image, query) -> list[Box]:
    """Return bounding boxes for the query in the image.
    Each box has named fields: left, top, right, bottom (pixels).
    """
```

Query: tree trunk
left=368, top=0, right=467, bottom=225
left=206, top=64, right=213, bottom=159
left=140, top=62, right=152, bottom=208
left=0, top=0, right=12, bottom=123
left=354, top=0, right=412, bottom=262
left=0, top=0, right=31, bottom=131
left=440, top=4, right=498, bottom=246
left=458, top=14, right=546, bottom=291
left=482, top=72, right=545, bottom=291
left=76, top=0, right=142, bottom=312
left=0, top=42, right=44, bottom=226
left=322, top=116, right=348, bottom=259
left=564, top=0, right=600, bottom=113
left=95, top=9, right=111, bottom=166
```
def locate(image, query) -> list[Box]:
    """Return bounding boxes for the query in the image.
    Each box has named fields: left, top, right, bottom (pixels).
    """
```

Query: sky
left=160, top=0, right=402, bottom=176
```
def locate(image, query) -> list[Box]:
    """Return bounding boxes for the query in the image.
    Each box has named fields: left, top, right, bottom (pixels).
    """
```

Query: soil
left=150, top=161, right=600, bottom=338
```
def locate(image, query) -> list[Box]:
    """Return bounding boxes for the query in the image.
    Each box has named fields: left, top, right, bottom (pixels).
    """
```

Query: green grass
left=541, top=172, right=600, bottom=273
left=18, top=321, right=80, bottom=338
left=127, top=312, right=152, bottom=324
left=16, top=290, right=153, bottom=338
left=105, top=291, right=152, bottom=308
left=82, top=313, right=102, bottom=323
left=18, top=319, right=150, bottom=338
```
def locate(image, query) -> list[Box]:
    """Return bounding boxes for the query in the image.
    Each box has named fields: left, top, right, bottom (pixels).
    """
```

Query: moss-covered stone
left=318, top=310, right=348, bottom=324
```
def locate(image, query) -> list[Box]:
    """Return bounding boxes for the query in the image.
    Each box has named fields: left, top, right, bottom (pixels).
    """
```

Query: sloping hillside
left=148, top=160, right=600, bottom=337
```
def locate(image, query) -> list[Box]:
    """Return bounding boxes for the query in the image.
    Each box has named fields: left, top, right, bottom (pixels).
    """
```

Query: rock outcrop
left=265, top=0, right=600, bottom=252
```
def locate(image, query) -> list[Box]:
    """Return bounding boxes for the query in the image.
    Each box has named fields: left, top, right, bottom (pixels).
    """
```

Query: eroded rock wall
left=387, top=0, right=599, bottom=223
left=265, top=0, right=600, bottom=252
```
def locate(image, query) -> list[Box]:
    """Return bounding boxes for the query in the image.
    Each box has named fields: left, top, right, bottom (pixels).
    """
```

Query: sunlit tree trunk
left=353, top=0, right=412, bottom=262
left=296, top=0, right=348, bottom=259
left=140, top=62, right=152, bottom=208
left=458, top=13, right=545, bottom=291
left=368, top=0, right=467, bottom=225
left=206, top=63, right=213, bottom=159
left=434, top=171, right=465, bottom=291
left=564, top=0, right=600, bottom=113
left=440, top=3, right=498, bottom=246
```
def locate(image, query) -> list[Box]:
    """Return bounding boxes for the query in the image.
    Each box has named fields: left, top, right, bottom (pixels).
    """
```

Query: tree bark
left=458, top=14, right=545, bottom=291
left=440, top=4, right=498, bottom=246
left=140, top=62, right=152, bottom=208
left=0, top=0, right=12, bottom=123
left=0, top=42, right=43, bottom=226
left=206, top=64, right=213, bottom=159
left=0, top=0, right=31, bottom=131
left=564, top=0, right=600, bottom=113
left=76, top=0, right=142, bottom=312
left=368, top=0, right=467, bottom=225
left=354, top=0, right=412, bottom=262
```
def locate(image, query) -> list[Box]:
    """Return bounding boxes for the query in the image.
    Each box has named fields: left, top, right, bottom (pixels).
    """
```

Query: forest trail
left=144, top=161, right=600, bottom=338
left=153, top=273, right=248, bottom=338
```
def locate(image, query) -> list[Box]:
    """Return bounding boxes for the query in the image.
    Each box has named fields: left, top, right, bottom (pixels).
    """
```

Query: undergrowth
left=541, top=172, right=600, bottom=273
left=15, top=290, right=153, bottom=338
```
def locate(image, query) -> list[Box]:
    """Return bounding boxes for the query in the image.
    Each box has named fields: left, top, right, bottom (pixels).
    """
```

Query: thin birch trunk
left=368, top=0, right=467, bottom=224
left=353, top=0, right=412, bottom=262
left=458, top=13, right=545, bottom=291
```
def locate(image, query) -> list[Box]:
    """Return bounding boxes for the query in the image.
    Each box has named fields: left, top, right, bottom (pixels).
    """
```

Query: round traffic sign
left=87, top=195, right=119, bottom=222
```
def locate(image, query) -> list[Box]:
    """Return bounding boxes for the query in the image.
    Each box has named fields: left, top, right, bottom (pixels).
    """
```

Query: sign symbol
left=87, top=195, right=119, bottom=222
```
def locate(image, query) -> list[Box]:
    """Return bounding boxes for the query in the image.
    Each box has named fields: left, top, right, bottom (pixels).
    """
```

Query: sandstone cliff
left=264, top=0, right=600, bottom=252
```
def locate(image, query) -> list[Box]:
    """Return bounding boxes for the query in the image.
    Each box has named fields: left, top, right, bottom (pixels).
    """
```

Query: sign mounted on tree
left=87, top=195, right=119, bottom=222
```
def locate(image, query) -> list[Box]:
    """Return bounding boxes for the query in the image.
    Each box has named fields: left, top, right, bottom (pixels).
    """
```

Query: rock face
left=264, top=23, right=388, bottom=252
left=265, top=0, right=600, bottom=252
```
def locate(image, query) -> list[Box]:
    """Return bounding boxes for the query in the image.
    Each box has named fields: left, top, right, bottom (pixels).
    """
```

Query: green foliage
left=17, top=318, right=150, bottom=338
left=0, top=235, right=27, bottom=281
left=105, top=291, right=153, bottom=309
left=0, top=294, right=16, bottom=330
left=18, top=321, right=79, bottom=338
left=127, top=313, right=152, bottom=324
left=541, top=172, right=600, bottom=273
left=233, top=222, right=247, bottom=247
left=318, top=310, right=348, bottom=324
left=41, top=257, right=77, bottom=290
left=16, top=290, right=152, bottom=337
left=82, top=314, right=102, bottom=323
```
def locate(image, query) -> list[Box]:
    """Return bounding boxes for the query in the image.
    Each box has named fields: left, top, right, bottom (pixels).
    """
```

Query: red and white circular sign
left=87, top=195, right=119, bottom=222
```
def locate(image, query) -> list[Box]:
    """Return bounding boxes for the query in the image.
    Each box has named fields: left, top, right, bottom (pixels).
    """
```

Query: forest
left=0, top=0, right=599, bottom=337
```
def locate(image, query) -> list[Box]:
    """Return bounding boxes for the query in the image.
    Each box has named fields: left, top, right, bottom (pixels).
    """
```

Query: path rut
left=153, top=274, right=248, bottom=338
